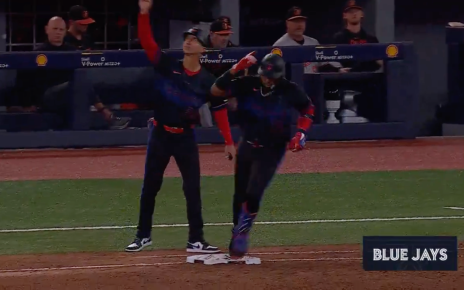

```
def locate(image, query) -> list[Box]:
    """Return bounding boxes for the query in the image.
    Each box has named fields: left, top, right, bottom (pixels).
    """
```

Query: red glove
left=288, top=132, right=306, bottom=152
left=232, top=51, right=257, bottom=72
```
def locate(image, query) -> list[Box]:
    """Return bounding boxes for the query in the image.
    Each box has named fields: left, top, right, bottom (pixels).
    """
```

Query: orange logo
left=222, top=22, right=228, bottom=30
left=219, top=17, right=230, bottom=25
left=348, top=0, right=356, bottom=6
left=294, top=8, right=301, bottom=16
left=386, top=44, right=399, bottom=58
left=36, top=54, right=47, bottom=66
left=271, top=48, right=282, bottom=56
left=82, top=11, right=89, bottom=18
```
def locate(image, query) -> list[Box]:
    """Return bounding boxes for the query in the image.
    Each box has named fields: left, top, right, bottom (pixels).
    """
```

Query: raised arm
left=211, top=51, right=257, bottom=97
left=211, top=69, right=237, bottom=97
left=138, top=0, right=161, bottom=64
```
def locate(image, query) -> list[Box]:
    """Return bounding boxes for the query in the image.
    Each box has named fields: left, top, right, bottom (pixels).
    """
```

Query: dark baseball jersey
left=139, top=13, right=227, bottom=127
left=331, top=28, right=380, bottom=72
left=64, top=32, right=95, bottom=50
left=151, top=53, right=227, bottom=126
left=226, top=76, right=312, bottom=145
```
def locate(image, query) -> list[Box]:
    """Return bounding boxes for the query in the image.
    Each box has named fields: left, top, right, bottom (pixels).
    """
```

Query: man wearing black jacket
left=15, top=16, right=130, bottom=129
left=331, top=0, right=382, bottom=73
left=320, top=1, right=384, bottom=124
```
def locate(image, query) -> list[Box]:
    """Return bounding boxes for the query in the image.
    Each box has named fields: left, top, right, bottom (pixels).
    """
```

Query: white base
left=186, top=254, right=261, bottom=265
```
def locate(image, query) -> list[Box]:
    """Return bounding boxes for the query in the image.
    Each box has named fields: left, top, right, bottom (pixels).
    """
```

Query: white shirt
left=273, top=33, right=340, bottom=74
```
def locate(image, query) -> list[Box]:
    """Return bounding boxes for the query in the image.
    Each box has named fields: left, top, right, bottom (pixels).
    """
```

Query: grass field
left=0, top=170, right=463, bottom=255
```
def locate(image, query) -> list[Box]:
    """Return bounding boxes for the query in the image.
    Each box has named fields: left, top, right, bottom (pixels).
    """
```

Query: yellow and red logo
left=36, top=54, right=48, bottom=66
left=271, top=48, right=282, bottom=56
left=386, top=44, right=398, bottom=58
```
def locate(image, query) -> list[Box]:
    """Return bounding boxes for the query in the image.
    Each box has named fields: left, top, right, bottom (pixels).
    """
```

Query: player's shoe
left=125, top=237, right=152, bottom=252
left=186, top=241, right=221, bottom=253
left=229, top=203, right=257, bottom=257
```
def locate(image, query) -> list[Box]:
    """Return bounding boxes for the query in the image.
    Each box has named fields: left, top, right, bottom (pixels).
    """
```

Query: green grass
left=0, top=170, right=464, bottom=255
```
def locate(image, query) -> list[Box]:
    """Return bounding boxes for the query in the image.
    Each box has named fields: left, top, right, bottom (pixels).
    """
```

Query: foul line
left=136, top=250, right=358, bottom=259
left=1, top=216, right=464, bottom=233
left=0, top=257, right=360, bottom=275
left=135, top=248, right=464, bottom=259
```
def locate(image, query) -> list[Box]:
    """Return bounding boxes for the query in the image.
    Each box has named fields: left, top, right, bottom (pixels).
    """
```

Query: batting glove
left=289, top=132, right=306, bottom=152
left=232, top=51, right=257, bottom=71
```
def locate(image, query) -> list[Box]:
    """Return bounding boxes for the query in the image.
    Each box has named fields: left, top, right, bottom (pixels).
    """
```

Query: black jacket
left=331, top=28, right=381, bottom=72
left=15, top=42, right=76, bottom=106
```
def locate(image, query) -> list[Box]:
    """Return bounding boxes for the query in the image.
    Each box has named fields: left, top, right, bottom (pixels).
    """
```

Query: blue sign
left=363, top=236, right=458, bottom=271
left=0, top=43, right=405, bottom=70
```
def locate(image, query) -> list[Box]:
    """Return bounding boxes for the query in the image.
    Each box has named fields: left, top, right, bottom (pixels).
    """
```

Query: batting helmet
left=183, top=27, right=205, bottom=46
left=257, top=53, right=286, bottom=79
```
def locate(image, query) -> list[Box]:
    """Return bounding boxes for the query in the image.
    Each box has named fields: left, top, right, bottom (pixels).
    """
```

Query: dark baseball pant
left=136, top=125, right=204, bottom=242
left=232, top=140, right=286, bottom=226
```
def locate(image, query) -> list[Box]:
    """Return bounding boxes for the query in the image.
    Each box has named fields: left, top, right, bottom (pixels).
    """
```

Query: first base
left=186, top=254, right=261, bottom=265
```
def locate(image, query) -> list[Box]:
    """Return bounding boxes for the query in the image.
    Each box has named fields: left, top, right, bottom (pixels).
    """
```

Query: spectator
left=331, top=0, right=382, bottom=72
left=15, top=17, right=130, bottom=130
left=273, top=7, right=340, bottom=74
left=64, top=5, right=96, bottom=50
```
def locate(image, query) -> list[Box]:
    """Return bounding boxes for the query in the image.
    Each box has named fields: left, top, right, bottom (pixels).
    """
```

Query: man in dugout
left=14, top=16, right=131, bottom=130
left=201, top=16, right=244, bottom=122
left=323, top=0, right=384, bottom=123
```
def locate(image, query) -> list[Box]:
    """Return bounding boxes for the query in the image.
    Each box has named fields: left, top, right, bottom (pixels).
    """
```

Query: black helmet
left=183, top=27, right=205, bottom=46
left=257, top=53, right=286, bottom=79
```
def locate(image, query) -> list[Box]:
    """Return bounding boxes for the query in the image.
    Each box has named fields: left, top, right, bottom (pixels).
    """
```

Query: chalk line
left=1, top=215, right=463, bottom=233
left=135, top=250, right=359, bottom=259
left=444, top=207, right=464, bottom=210
left=134, top=248, right=464, bottom=259
left=0, top=257, right=361, bottom=275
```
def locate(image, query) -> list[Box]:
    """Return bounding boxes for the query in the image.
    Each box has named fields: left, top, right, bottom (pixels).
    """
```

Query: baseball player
left=125, top=0, right=235, bottom=253
left=210, top=52, right=315, bottom=258
left=273, top=6, right=342, bottom=73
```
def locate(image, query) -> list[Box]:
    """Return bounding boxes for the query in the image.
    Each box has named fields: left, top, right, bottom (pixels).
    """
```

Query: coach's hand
left=289, top=132, right=306, bottom=152
left=225, top=144, right=236, bottom=161
left=139, top=0, right=152, bottom=14
left=231, top=51, right=257, bottom=73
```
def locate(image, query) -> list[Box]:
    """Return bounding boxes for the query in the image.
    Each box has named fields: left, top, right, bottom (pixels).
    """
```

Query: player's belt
left=152, top=120, right=194, bottom=134
left=246, top=140, right=264, bottom=148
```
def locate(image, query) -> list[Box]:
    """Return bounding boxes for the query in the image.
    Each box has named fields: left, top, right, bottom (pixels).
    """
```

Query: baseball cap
left=210, top=20, right=233, bottom=35
left=183, top=27, right=205, bottom=46
left=344, top=0, right=363, bottom=12
left=69, top=5, right=95, bottom=25
left=216, top=16, right=232, bottom=27
left=286, top=6, right=307, bottom=21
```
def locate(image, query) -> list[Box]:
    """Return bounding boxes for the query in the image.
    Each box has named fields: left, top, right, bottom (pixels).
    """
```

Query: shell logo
left=36, top=54, right=48, bottom=66
left=386, top=44, right=398, bottom=58
left=271, top=48, right=282, bottom=57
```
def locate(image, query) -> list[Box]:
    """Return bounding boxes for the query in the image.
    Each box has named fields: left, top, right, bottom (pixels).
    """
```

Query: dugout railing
left=0, top=42, right=418, bottom=149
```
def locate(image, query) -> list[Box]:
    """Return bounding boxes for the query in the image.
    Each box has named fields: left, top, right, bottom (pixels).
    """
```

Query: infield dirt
left=0, top=139, right=463, bottom=289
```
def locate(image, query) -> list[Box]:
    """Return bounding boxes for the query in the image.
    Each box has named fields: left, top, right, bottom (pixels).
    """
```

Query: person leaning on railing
left=14, top=16, right=131, bottom=129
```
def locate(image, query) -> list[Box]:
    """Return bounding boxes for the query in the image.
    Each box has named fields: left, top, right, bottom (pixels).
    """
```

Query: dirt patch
left=0, top=245, right=462, bottom=289
left=0, top=139, right=463, bottom=289
left=2, top=140, right=464, bottom=181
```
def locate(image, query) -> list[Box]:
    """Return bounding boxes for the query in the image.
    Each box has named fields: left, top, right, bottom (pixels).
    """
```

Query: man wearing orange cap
left=64, top=5, right=96, bottom=50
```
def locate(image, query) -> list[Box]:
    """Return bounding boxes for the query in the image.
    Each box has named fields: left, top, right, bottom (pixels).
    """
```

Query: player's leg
left=229, top=145, right=286, bottom=257
left=172, top=132, right=220, bottom=253
left=125, top=127, right=172, bottom=252
left=233, top=140, right=253, bottom=227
